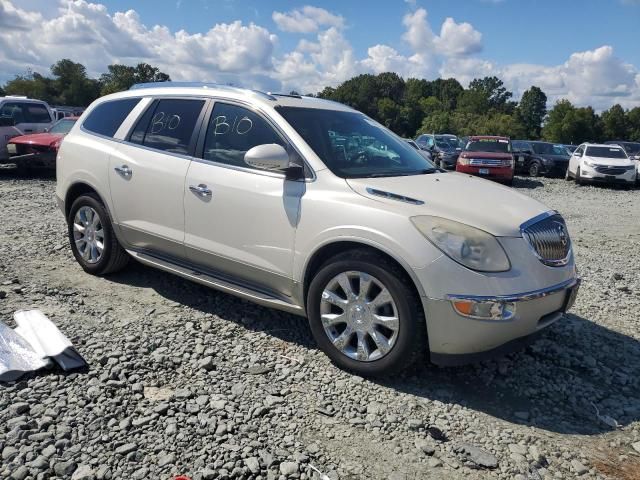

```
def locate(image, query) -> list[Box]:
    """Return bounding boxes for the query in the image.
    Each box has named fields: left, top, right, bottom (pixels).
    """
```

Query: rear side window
left=83, top=98, right=141, bottom=138
left=129, top=99, right=205, bottom=155
left=24, top=103, right=52, bottom=123
left=202, top=102, right=285, bottom=168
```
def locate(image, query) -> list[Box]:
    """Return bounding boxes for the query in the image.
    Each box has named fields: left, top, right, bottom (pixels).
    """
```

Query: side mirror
left=574, top=152, right=582, bottom=157
left=0, top=117, right=16, bottom=127
left=244, top=144, right=290, bottom=172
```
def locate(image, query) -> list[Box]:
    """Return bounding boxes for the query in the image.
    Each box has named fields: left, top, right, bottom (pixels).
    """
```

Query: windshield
left=276, top=107, right=436, bottom=178
left=49, top=118, right=76, bottom=134
left=532, top=142, right=568, bottom=156
left=586, top=146, right=628, bottom=159
left=465, top=138, right=511, bottom=153
left=435, top=136, right=459, bottom=149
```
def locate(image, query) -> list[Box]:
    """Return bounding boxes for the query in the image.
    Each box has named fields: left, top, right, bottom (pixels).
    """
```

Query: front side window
left=203, top=102, right=285, bottom=168
left=585, top=146, right=627, bottom=159
left=465, top=138, right=511, bottom=153
left=277, top=107, right=435, bottom=178
left=0, top=102, right=26, bottom=124
left=83, top=98, right=141, bottom=138
left=130, top=99, right=205, bottom=155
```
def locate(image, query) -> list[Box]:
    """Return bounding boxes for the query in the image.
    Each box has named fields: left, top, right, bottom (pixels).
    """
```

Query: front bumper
left=580, top=164, right=636, bottom=183
left=423, top=277, right=580, bottom=365
left=6, top=151, right=57, bottom=169
left=456, top=164, right=514, bottom=181
left=541, top=162, right=568, bottom=177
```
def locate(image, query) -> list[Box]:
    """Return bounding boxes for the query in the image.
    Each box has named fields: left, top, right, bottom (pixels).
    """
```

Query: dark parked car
left=415, top=133, right=462, bottom=170
left=512, top=140, right=570, bottom=177
left=604, top=140, right=640, bottom=160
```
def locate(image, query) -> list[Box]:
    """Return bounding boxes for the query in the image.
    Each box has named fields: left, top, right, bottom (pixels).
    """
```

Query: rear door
left=108, top=97, right=208, bottom=259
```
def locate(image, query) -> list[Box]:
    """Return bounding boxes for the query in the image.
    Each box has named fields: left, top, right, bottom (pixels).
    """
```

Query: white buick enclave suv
left=56, top=83, right=579, bottom=375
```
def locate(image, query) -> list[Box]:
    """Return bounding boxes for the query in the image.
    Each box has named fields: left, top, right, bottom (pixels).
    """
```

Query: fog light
left=451, top=299, right=516, bottom=320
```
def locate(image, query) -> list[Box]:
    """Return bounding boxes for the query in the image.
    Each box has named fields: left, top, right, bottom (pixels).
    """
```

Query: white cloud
left=434, top=17, right=482, bottom=56
left=272, top=6, right=344, bottom=34
left=0, top=1, right=638, bottom=109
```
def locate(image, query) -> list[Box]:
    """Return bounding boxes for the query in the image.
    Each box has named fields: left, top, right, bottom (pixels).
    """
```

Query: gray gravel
left=1, top=170, right=639, bottom=480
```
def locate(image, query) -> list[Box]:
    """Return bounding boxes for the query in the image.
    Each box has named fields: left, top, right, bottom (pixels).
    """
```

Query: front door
left=184, top=101, right=303, bottom=297
left=108, top=97, right=207, bottom=259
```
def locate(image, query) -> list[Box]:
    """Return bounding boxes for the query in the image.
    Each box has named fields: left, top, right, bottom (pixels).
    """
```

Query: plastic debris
left=0, top=320, right=49, bottom=382
left=14, top=309, right=86, bottom=371
left=0, top=310, right=86, bottom=382
left=308, top=464, right=331, bottom=480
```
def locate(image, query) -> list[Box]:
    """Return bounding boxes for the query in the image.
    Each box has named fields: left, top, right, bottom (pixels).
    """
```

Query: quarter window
left=203, top=103, right=285, bottom=168
left=129, top=99, right=205, bottom=155
left=83, top=98, right=141, bottom=138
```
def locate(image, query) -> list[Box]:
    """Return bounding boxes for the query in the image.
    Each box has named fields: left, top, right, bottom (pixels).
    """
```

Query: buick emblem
left=557, top=223, right=568, bottom=248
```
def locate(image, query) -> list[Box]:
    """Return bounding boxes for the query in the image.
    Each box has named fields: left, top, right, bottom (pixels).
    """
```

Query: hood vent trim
left=366, top=187, right=424, bottom=205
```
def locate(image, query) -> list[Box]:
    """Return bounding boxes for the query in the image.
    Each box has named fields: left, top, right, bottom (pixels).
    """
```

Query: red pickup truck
left=456, top=135, right=515, bottom=186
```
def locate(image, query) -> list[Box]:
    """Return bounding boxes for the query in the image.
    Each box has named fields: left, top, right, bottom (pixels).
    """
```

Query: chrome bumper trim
left=446, top=277, right=580, bottom=303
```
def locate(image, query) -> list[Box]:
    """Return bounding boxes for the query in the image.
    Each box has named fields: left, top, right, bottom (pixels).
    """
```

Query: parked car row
left=413, top=132, right=639, bottom=187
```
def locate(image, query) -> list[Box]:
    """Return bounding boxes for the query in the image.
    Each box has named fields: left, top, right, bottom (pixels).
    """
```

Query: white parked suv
left=566, top=142, right=636, bottom=186
left=0, top=96, right=54, bottom=162
left=56, top=83, right=579, bottom=375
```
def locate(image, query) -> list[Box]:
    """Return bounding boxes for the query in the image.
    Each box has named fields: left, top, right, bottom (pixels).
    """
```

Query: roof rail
left=129, top=82, right=276, bottom=101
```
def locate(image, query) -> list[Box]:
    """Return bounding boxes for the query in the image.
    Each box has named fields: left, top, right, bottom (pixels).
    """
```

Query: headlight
left=583, top=160, right=595, bottom=167
left=7, top=143, right=16, bottom=155
left=411, top=216, right=510, bottom=272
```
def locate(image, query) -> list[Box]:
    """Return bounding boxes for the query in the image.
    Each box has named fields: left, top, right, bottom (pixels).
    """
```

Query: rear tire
left=307, top=249, right=426, bottom=376
left=68, top=194, right=129, bottom=275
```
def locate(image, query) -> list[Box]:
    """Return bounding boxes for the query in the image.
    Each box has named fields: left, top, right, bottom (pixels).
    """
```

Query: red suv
left=456, top=136, right=514, bottom=186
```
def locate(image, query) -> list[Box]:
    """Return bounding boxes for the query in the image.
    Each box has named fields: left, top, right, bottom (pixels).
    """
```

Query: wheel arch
left=64, top=181, right=111, bottom=220
left=301, top=239, right=427, bottom=313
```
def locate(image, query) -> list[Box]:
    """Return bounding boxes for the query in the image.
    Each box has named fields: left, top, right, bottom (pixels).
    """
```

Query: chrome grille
left=593, top=166, right=626, bottom=175
left=522, top=214, right=571, bottom=266
left=470, top=158, right=502, bottom=166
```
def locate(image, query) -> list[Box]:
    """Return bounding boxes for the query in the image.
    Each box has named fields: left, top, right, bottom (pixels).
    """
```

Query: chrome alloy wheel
left=320, top=271, right=400, bottom=362
left=73, top=206, right=104, bottom=264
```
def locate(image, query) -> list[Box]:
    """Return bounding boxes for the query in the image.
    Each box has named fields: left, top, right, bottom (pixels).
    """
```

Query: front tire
left=528, top=162, right=541, bottom=177
left=68, top=194, right=129, bottom=275
left=307, top=249, right=426, bottom=376
left=564, top=168, right=572, bottom=181
left=575, top=167, right=582, bottom=185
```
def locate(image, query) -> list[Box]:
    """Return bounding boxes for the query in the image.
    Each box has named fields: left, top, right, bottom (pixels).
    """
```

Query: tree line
left=2, top=60, right=639, bottom=144
left=0, top=59, right=170, bottom=108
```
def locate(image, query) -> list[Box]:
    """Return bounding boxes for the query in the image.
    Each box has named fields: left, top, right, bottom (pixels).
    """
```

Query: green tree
left=542, top=100, right=602, bottom=144
left=377, top=97, right=401, bottom=132
left=517, top=86, right=547, bottom=139
left=418, top=111, right=454, bottom=135
left=3, top=72, right=55, bottom=102
left=627, top=107, right=640, bottom=141
left=456, top=89, right=490, bottom=115
left=601, top=104, right=627, bottom=139
left=100, top=63, right=170, bottom=96
left=468, top=76, right=513, bottom=112
left=429, top=78, right=463, bottom=111
left=50, top=59, right=100, bottom=106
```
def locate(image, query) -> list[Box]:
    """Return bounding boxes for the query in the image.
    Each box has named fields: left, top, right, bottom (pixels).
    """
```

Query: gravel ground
left=1, top=169, right=639, bottom=480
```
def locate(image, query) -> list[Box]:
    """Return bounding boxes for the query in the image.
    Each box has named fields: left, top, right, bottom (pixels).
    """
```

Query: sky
left=2, top=0, right=640, bottom=110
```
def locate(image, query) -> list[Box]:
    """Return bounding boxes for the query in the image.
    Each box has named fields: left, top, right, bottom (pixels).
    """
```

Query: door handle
left=114, top=165, right=132, bottom=177
left=189, top=184, right=212, bottom=198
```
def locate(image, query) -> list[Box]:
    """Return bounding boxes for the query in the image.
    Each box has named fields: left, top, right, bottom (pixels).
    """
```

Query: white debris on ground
left=0, top=171, right=639, bottom=479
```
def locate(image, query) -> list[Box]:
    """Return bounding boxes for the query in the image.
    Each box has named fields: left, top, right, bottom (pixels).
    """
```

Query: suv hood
left=583, top=155, right=633, bottom=167
left=537, top=154, right=569, bottom=162
left=461, top=151, right=512, bottom=160
left=347, top=172, right=548, bottom=237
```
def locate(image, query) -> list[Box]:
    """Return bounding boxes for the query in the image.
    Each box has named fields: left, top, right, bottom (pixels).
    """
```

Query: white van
left=0, top=96, right=54, bottom=162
